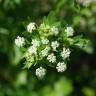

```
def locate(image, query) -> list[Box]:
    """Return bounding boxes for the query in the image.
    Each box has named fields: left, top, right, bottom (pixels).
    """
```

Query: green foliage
left=73, top=36, right=93, bottom=53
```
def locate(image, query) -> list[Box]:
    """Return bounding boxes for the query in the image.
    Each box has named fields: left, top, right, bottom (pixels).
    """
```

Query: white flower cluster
left=56, top=62, right=67, bottom=72
left=15, top=21, right=74, bottom=78
left=41, top=46, right=50, bottom=57
left=36, top=67, right=46, bottom=78
left=28, top=46, right=37, bottom=55
left=15, top=36, right=25, bottom=47
left=47, top=53, right=56, bottom=63
left=41, top=37, right=49, bottom=44
left=31, top=39, right=40, bottom=47
left=27, top=22, right=36, bottom=33
left=51, top=41, right=59, bottom=51
left=65, top=27, right=74, bottom=37
left=61, top=48, right=71, bottom=59
left=27, top=39, right=40, bottom=55
left=51, top=26, right=59, bottom=35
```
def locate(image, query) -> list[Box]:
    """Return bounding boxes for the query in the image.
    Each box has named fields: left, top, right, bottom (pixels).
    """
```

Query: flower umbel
left=61, top=48, right=71, bottom=59
left=41, top=37, right=49, bottom=44
left=27, top=22, right=36, bottom=33
left=41, top=46, right=50, bottom=57
left=28, top=46, right=37, bottom=55
left=51, top=41, right=59, bottom=51
left=47, top=53, right=56, bottom=63
left=15, top=36, right=25, bottom=47
left=51, top=26, right=59, bottom=35
left=56, top=62, right=67, bottom=72
left=36, top=67, right=46, bottom=78
left=65, top=27, right=74, bottom=37
left=31, top=39, right=40, bottom=47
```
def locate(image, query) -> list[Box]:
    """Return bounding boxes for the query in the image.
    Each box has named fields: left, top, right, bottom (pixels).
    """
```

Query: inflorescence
left=15, top=21, right=74, bottom=78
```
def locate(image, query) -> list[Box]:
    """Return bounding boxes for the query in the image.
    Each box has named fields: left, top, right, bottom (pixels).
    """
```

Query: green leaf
left=23, top=55, right=34, bottom=69
left=9, top=45, right=23, bottom=65
left=73, top=36, right=93, bottom=54
left=42, top=11, right=59, bottom=26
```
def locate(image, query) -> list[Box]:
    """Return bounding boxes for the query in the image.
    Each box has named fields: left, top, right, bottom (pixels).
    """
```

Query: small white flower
left=51, top=26, right=59, bottom=35
left=61, top=48, right=71, bottom=59
left=51, top=41, right=59, bottom=51
left=27, top=22, right=36, bottom=33
left=28, top=46, right=37, bottom=55
left=15, top=36, right=25, bottom=47
left=56, top=62, right=67, bottom=72
left=31, top=39, right=40, bottom=47
left=41, top=46, right=50, bottom=57
left=41, top=37, right=49, bottom=44
left=47, top=53, right=56, bottom=63
left=65, top=27, right=74, bottom=37
left=36, top=67, right=46, bottom=78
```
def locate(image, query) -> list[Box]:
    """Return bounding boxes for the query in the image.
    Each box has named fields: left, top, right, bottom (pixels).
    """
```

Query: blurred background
left=0, top=0, right=96, bottom=96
